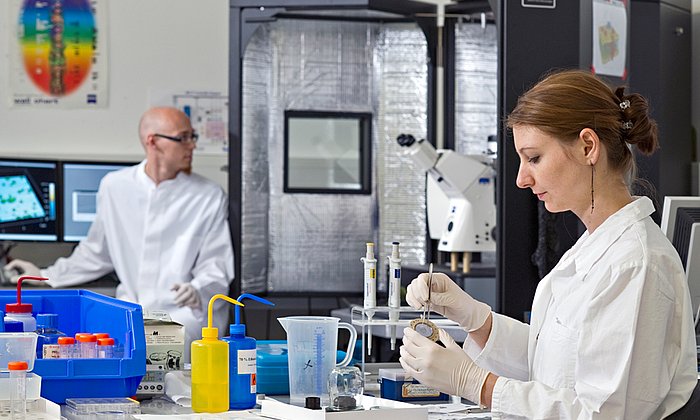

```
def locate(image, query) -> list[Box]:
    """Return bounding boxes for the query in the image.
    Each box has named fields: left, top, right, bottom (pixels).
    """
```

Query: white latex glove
left=171, top=283, right=202, bottom=310
left=4, top=259, right=42, bottom=283
left=399, top=327, right=490, bottom=405
left=406, top=272, right=490, bottom=331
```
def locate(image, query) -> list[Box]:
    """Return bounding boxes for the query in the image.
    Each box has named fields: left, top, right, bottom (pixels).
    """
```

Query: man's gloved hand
left=406, top=272, right=491, bottom=331
left=171, top=283, right=202, bottom=310
left=4, top=259, right=41, bottom=283
left=399, top=327, right=491, bottom=405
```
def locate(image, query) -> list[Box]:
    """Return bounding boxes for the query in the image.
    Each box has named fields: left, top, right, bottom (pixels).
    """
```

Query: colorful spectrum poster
left=9, top=0, right=108, bottom=108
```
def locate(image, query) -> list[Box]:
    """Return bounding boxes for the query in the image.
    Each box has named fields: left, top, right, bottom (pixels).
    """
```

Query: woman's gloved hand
left=171, top=283, right=202, bottom=310
left=406, top=272, right=491, bottom=331
left=399, top=327, right=491, bottom=405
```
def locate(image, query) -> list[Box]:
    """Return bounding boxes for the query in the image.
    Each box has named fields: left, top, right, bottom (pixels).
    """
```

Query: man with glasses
left=6, top=107, right=234, bottom=359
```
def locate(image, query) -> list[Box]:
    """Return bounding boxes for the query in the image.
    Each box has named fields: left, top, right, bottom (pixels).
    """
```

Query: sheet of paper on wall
left=591, top=0, right=628, bottom=78
left=149, top=88, right=229, bottom=156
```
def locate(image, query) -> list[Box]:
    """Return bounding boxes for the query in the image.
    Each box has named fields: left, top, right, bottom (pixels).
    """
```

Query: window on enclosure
left=284, top=110, right=372, bottom=194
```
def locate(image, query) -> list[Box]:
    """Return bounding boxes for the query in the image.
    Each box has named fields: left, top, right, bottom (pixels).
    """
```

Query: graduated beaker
left=278, top=316, right=356, bottom=406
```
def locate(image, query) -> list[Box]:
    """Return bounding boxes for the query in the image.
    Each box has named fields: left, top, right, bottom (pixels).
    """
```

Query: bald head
left=138, top=107, right=191, bottom=147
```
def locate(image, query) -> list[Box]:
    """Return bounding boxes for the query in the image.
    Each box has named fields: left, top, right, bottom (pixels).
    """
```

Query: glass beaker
left=278, top=316, right=356, bottom=406
left=328, top=366, right=363, bottom=412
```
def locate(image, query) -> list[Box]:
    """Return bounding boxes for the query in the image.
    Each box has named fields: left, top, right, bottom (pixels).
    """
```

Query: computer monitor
left=61, top=161, right=135, bottom=242
left=660, top=196, right=700, bottom=320
left=0, top=158, right=59, bottom=241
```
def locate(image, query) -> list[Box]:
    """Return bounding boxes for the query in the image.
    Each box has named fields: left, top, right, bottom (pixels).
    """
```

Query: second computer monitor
left=61, top=161, right=136, bottom=242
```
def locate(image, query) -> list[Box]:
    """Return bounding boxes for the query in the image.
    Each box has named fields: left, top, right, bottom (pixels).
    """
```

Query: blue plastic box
left=379, top=368, right=449, bottom=402
left=0, top=290, right=146, bottom=403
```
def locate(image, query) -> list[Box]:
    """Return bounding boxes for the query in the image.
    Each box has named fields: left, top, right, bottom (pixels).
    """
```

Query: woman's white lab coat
left=465, top=197, right=697, bottom=419
left=44, top=161, right=234, bottom=358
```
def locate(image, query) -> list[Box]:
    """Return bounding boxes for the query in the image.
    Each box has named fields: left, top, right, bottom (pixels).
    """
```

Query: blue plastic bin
left=0, top=290, right=146, bottom=403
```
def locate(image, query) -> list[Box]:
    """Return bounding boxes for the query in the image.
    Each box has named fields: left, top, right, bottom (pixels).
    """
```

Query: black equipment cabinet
left=496, top=1, right=582, bottom=321
left=630, top=0, right=692, bottom=215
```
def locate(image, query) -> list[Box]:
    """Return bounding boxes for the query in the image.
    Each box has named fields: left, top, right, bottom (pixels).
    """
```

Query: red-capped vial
left=58, top=336, right=76, bottom=359
left=97, top=338, right=115, bottom=359
left=77, top=334, right=97, bottom=358
left=8, top=360, right=28, bottom=419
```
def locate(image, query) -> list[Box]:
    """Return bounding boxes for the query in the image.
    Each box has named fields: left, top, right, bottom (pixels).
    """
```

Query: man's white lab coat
left=465, top=197, right=697, bottom=419
left=44, top=161, right=234, bottom=357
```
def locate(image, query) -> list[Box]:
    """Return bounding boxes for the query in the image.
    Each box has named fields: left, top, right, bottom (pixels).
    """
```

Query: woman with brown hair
left=400, top=69, right=697, bottom=418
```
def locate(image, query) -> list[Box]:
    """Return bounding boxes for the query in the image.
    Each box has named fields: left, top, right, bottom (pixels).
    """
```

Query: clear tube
left=98, top=338, right=115, bottom=358
left=78, top=334, right=97, bottom=359
left=58, top=337, right=76, bottom=359
left=9, top=362, right=27, bottom=420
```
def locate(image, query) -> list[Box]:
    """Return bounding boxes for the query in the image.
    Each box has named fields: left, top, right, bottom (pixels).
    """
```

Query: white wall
left=0, top=0, right=229, bottom=188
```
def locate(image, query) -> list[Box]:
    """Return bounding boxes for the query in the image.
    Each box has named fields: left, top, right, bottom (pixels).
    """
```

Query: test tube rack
left=349, top=306, right=463, bottom=370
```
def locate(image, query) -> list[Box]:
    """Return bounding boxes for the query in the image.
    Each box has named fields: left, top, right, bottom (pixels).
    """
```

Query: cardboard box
left=137, top=310, right=184, bottom=396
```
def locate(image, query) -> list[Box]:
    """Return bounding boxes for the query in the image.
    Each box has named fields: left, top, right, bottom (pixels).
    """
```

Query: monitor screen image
left=0, top=159, right=58, bottom=241
left=661, top=196, right=700, bottom=321
left=62, top=161, right=134, bottom=242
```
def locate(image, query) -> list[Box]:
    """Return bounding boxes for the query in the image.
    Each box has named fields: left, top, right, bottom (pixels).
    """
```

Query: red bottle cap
left=98, top=338, right=115, bottom=346
left=58, top=337, right=76, bottom=345
left=8, top=361, right=28, bottom=371
left=77, top=334, right=97, bottom=343
left=5, top=303, right=32, bottom=313
left=94, top=333, right=110, bottom=340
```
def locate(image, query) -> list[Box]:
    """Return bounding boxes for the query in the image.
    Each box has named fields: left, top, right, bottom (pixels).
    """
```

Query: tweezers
left=423, top=262, right=433, bottom=320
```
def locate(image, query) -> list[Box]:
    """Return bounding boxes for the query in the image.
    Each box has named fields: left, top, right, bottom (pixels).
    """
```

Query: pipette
left=360, top=242, right=377, bottom=356
left=387, top=242, right=401, bottom=350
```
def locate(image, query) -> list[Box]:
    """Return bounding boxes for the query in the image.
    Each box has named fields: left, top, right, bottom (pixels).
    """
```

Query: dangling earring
left=590, top=164, right=595, bottom=214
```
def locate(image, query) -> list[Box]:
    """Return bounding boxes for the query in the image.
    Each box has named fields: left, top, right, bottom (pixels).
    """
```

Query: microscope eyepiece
left=396, top=133, right=416, bottom=147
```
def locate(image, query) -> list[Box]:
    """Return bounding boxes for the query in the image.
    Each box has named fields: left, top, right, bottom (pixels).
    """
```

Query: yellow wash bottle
left=191, top=294, right=244, bottom=413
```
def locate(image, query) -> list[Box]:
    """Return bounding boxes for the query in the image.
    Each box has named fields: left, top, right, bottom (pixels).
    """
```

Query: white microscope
left=396, top=134, right=496, bottom=273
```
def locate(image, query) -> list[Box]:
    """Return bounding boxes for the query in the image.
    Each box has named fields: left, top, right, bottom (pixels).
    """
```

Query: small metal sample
left=411, top=263, right=439, bottom=341
left=410, top=318, right=439, bottom=342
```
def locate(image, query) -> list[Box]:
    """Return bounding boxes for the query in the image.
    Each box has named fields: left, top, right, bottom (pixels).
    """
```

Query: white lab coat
left=43, top=161, right=234, bottom=359
left=465, top=197, right=698, bottom=419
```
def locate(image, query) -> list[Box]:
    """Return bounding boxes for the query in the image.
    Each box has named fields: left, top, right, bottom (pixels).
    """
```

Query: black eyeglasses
left=153, top=131, right=199, bottom=144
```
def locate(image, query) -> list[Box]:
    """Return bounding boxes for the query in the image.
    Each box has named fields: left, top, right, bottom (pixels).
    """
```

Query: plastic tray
left=63, top=397, right=140, bottom=419
left=0, top=290, right=146, bottom=403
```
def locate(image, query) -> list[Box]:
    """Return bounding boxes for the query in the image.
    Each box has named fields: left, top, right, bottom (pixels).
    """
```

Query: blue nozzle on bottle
left=231, top=293, right=275, bottom=336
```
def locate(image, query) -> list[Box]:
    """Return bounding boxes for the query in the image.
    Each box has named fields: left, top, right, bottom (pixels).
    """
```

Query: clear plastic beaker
left=278, top=316, right=356, bottom=406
